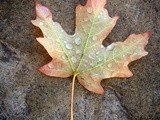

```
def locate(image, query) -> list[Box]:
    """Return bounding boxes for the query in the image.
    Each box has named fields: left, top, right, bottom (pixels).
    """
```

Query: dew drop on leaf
left=47, top=36, right=51, bottom=39
left=107, top=44, right=115, bottom=51
left=65, top=43, right=73, bottom=50
left=93, top=36, right=97, bottom=41
left=76, top=50, right=81, bottom=54
left=108, top=64, right=112, bottom=68
left=61, top=29, right=64, bottom=33
left=39, top=22, right=44, bottom=26
left=101, top=45, right=104, bottom=48
left=89, top=54, right=94, bottom=59
left=62, top=56, right=65, bottom=60
left=75, top=37, right=81, bottom=45
left=64, top=40, right=67, bottom=43
left=96, top=51, right=99, bottom=55
left=98, top=57, right=103, bottom=61
left=49, top=41, right=52, bottom=44
left=71, top=56, right=77, bottom=63
left=123, top=55, right=126, bottom=57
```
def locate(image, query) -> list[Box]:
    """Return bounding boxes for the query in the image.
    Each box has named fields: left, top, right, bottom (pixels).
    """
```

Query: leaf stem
left=70, top=73, right=77, bottom=120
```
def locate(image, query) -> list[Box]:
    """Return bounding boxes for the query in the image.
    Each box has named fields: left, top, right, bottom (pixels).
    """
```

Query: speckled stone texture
left=0, top=0, right=160, bottom=120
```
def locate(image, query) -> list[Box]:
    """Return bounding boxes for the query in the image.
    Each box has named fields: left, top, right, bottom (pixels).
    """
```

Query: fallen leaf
left=31, top=0, right=151, bottom=94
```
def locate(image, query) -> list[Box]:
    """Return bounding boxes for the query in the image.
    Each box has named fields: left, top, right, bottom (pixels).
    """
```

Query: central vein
left=75, top=12, right=98, bottom=73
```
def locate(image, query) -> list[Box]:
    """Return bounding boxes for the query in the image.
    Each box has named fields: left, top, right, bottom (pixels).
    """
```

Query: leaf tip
left=142, top=32, right=152, bottom=41
left=31, top=20, right=35, bottom=25
left=112, top=16, right=119, bottom=23
left=38, top=66, right=46, bottom=74
left=146, top=31, right=152, bottom=38
left=38, top=65, right=54, bottom=77
left=99, top=89, right=105, bottom=95
left=35, top=1, right=52, bottom=19
left=36, top=37, right=43, bottom=41
left=86, top=0, right=106, bottom=10
left=92, top=87, right=104, bottom=95
left=113, top=16, right=119, bottom=20
left=141, top=32, right=152, bottom=46
left=38, top=63, right=54, bottom=77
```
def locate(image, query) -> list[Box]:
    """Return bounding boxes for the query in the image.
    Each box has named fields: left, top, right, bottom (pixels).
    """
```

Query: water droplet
left=104, top=16, right=107, bottom=20
left=89, top=54, right=94, bottom=59
left=87, top=7, right=92, bottom=13
left=96, top=51, right=99, bottom=55
left=108, top=64, right=112, bottom=68
left=61, top=29, right=64, bottom=33
left=39, top=22, right=44, bottom=26
left=49, top=41, right=52, bottom=44
left=98, top=57, right=103, bottom=61
left=75, top=37, right=81, bottom=45
left=71, top=57, right=77, bottom=63
left=76, top=50, right=80, bottom=54
left=65, top=43, right=73, bottom=50
left=64, top=40, right=67, bottom=43
left=47, top=36, right=51, bottom=39
left=62, top=56, right=65, bottom=60
left=84, top=64, right=87, bottom=67
left=93, top=36, right=97, bottom=41
left=101, top=45, right=104, bottom=48
left=58, top=55, right=61, bottom=58
left=107, top=43, right=115, bottom=51
left=51, top=48, right=54, bottom=52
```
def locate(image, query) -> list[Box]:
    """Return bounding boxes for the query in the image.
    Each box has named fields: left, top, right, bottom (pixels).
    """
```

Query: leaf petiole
left=70, top=73, right=77, bottom=120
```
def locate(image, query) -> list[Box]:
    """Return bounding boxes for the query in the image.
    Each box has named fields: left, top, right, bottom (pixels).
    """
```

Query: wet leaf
left=32, top=0, right=151, bottom=94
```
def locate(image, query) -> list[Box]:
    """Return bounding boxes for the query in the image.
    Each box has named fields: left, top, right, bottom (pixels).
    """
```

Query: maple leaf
left=31, top=0, right=151, bottom=94
left=31, top=0, right=151, bottom=119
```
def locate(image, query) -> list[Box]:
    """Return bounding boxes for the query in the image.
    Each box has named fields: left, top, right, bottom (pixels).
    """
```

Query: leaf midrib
left=75, top=12, right=99, bottom=73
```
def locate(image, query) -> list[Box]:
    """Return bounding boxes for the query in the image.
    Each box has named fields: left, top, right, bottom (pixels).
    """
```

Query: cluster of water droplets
left=63, top=35, right=83, bottom=64
left=64, top=36, right=82, bottom=51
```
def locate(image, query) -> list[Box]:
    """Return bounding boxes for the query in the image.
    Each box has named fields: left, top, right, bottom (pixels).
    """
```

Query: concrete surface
left=0, top=0, right=160, bottom=120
